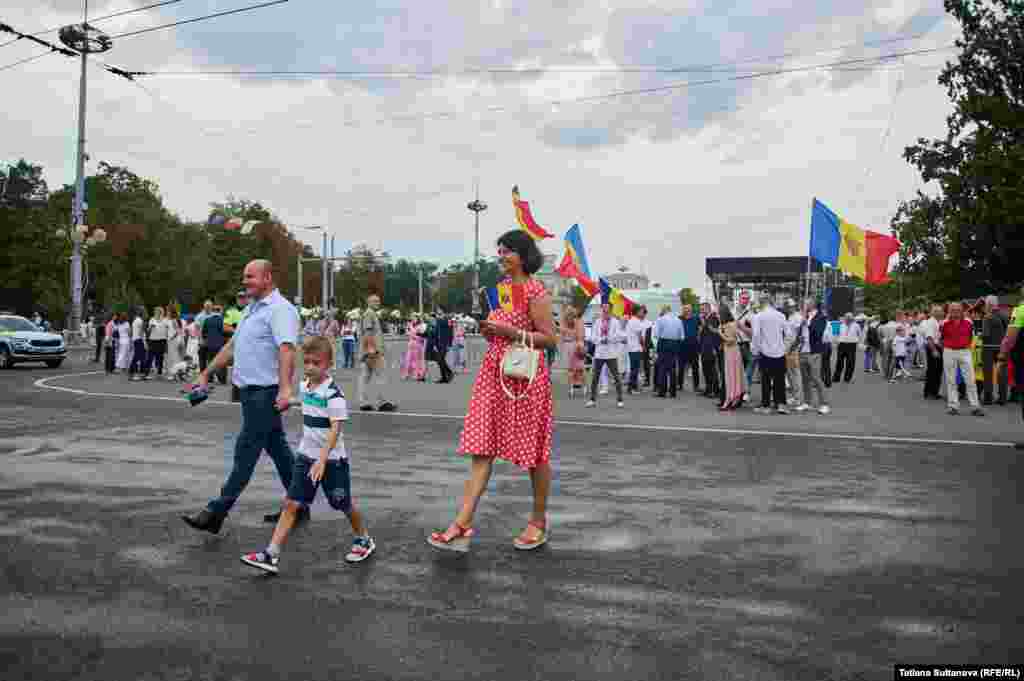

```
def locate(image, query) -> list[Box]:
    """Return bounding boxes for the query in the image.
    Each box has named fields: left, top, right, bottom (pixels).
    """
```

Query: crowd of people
left=556, top=292, right=1012, bottom=419
left=65, top=239, right=1023, bottom=576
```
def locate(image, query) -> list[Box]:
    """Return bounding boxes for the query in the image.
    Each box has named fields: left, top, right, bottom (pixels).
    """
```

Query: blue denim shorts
left=287, top=456, right=352, bottom=513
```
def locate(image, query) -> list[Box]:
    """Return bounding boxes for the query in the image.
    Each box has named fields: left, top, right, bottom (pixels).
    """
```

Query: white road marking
left=33, top=372, right=1014, bottom=448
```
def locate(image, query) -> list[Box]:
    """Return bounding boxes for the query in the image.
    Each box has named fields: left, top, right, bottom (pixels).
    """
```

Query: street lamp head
left=467, top=199, right=488, bottom=213
left=59, top=23, right=113, bottom=54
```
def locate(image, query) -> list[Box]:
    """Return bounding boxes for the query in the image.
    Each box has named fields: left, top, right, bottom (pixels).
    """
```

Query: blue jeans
left=745, top=353, right=760, bottom=386
left=207, top=385, right=295, bottom=516
left=864, top=347, right=879, bottom=371
left=628, top=351, right=643, bottom=390
left=341, top=339, right=355, bottom=368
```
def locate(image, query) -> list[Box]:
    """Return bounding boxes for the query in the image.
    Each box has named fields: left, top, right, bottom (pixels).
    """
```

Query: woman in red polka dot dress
left=428, top=230, right=556, bottom=553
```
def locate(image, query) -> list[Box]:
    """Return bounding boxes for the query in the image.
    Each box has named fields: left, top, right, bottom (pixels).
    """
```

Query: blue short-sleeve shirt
left=231, top=289, right=300, bottom=388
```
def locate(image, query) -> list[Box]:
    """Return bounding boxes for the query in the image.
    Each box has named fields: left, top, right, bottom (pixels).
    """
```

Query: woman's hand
left=480, top=320, right=516, bottom=340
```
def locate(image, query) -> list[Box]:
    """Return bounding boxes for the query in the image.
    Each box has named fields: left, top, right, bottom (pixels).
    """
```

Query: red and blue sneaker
left=345, top=536, right=376, bottom=563
left=240, top=550, right=279, bottom=574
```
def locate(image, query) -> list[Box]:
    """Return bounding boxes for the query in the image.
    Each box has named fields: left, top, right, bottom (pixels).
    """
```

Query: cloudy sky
left=3, top=0, right=958, bottom=292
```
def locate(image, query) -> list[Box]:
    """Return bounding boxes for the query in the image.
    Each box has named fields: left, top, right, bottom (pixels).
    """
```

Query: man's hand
left=275, top=386, right=294, bottom=412
left=309, top=459, right=327, bottom=483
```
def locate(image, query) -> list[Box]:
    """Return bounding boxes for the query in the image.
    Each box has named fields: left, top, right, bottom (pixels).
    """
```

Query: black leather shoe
left=264, top=506, right=310, bottom=524
left=182, top=509, right=225, bottom=534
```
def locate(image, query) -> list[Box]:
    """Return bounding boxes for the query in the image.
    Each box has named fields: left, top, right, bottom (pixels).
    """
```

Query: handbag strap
left=500, top=329, right=538, bottom=401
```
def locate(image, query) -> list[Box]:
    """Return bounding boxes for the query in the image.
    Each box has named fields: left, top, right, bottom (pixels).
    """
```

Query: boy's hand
left=309, top=459, right=327, bottom=483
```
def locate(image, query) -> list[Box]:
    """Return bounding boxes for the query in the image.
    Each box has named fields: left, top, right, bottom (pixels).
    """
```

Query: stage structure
left=705, top=256, right=852, bottom=309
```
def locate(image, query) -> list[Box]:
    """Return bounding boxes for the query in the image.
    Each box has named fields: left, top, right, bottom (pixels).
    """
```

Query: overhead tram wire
left=109, top=0, right=290, bottom=40
left=0, top=50, right=58, bottom=72
left=133, top=30, right=942, bottom=78
left=0, top=0, right=194, bottom=49
left=121, top=45, right=955, bottom=134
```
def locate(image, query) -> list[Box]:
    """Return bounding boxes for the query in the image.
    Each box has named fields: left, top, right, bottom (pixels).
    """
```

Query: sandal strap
left=527, top=519, right=547, bottom=531
left=432, top=522, right=474, bottom=543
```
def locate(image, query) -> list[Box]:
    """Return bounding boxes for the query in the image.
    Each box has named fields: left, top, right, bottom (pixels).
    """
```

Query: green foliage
left=677, top=287, right=700, bottom=308
left=570, top=285, right=596, bottom=316
left=901, top=0, right=1024, bottom=298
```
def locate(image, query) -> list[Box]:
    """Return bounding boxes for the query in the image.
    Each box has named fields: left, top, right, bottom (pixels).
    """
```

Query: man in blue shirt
left=182, top=259, right=303, bottom=534
left=679, top=304, right=702, bottom=394
left=653, top=305, right=683, bottom=398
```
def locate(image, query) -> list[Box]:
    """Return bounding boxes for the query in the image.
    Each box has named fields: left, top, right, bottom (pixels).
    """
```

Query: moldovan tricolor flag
left=599, top=278, right=635, bottom=319
left=808, top=198, right=901, bottom=284
left=484, top=281, right=526, bottom=314
left=555, top=224, right=599, bottom=297
left=512, top=186, right=555, bottom=240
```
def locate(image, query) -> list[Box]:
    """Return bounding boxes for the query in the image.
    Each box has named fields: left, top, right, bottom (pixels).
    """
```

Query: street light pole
left=467, top=189, right=487, bottom=315
left=60, top=5, right=111, bottom=333
left=293, top=225, right=323, bottom=306
left=418, top=266, right=423, bottom=315
left=321, top=230, right=329, bottom=310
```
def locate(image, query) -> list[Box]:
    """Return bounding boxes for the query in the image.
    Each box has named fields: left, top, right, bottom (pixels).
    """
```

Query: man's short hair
left=303, top=335, right=334, bottom=363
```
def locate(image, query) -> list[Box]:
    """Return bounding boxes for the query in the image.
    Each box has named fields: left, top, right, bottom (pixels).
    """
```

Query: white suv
left=0, top=315, right=67, bottom=369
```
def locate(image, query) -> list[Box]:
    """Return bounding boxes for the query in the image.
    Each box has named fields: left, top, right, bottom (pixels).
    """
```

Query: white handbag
left=500, top=330, right=541, bottom=400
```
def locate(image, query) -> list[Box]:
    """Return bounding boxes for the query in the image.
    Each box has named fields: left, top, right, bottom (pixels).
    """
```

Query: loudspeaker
left=827, top=286, right=855, bottom=318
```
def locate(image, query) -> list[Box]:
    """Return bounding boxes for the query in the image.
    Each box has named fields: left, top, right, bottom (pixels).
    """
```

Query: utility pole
left=59, top=3, right=111, bottom=333
left=321, top=230, right=329, bottom=310
left=418, top=266, right=424, bottom=315
left=293, top=225, right=323, bottom=307
left=467, top=184, right=487, bottom=315
left=329, top=235, right=336, bottom=308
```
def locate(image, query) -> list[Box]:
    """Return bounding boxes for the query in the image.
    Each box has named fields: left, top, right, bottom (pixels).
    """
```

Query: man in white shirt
left=129, top=308, right=149, bottom=380
left=832, top=312, right=862, bottom=384
left=625, top=308, right=649, bottom=393
left=753, top=300, right=788, bottom=414
left=783, top=300, right=804, bottom=407
left=918, top=305, right=944, bottom=399
left=798, top=299, right=833, bottom=414
left=587, top=304, right=626, bottom=408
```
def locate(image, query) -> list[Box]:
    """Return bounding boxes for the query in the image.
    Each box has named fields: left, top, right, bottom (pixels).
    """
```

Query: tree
left=570, top=285, right=596, bottom=316
left=677, top=287, right=700, bottom=308
left=902, top=0, right=1024, bottom=298
left=0, top=160, right=66, bottom=318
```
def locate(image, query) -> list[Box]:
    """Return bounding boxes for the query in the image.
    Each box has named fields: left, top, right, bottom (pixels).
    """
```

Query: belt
left=238, top=384, right=277, bottom=392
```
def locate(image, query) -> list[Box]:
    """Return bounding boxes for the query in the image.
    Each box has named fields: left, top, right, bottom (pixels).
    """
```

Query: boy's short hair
left=303, top=335, right=335, bottom=363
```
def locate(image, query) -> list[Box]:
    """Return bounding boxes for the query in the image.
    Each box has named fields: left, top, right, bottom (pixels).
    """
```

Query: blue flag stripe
left=809, top=198, right=841, bottom=266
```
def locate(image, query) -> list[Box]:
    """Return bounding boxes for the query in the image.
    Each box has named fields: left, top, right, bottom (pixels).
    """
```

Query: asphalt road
left=2, top=347, right=1022, bottom=680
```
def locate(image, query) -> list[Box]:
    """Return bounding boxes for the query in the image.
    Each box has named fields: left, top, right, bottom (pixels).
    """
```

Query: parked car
left=0, top=314, right=67, bottom=369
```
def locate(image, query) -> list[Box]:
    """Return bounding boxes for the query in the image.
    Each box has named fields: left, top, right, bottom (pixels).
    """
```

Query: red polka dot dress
left=458, top=277, right=553, bottom=470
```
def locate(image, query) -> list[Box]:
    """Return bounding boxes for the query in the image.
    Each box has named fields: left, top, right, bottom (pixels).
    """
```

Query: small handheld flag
left=484, top=281, right=526, bottom=314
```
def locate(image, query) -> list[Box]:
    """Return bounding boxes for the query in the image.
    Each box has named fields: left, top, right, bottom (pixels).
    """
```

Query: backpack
left=866, top=324, right=880, bottom=348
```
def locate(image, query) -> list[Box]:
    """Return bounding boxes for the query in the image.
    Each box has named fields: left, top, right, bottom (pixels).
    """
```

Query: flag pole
left=805, top=197, right=814, bottom=304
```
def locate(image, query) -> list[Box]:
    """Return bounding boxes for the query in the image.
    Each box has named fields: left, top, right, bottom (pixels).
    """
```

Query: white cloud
left=1, top=0, right=957, bottom=287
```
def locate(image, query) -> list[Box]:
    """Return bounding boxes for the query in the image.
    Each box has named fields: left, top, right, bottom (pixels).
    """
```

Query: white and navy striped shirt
left=298, top=377, right=349, bottom=461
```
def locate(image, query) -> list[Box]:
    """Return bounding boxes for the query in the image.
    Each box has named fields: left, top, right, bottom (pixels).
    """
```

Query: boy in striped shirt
left=241, top=336, right=375, bottom=574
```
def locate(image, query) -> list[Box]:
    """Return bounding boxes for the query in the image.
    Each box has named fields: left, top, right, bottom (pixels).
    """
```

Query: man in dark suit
left=430, top=314, right=455, bottom=383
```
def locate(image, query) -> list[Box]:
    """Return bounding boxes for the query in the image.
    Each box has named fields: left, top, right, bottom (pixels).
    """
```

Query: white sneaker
left=599, top=388, right=609, bottom=396
left=786, top=398, right=798, bottom=406
left=795, top=403, right=810, bottom=412
left=818, top=405, right=831, bottom=415
left=616, top=401, right=624, bottom=408
left=585, top=400, right=596, bottom=408
left=754, top=406, right=771, bottom=415
left=742, top=392, right=750, bottom=402
left=776, top=406, right=789, bottom=414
